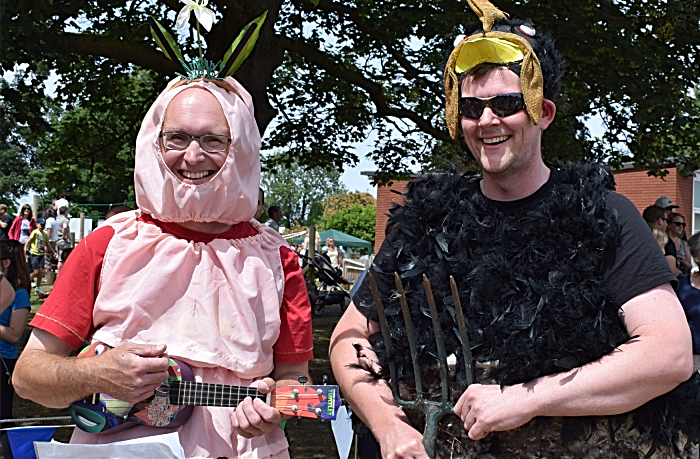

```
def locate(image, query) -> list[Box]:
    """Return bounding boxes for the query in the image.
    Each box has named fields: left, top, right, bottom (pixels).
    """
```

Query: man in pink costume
left=13, top=76, right=314, bottom=458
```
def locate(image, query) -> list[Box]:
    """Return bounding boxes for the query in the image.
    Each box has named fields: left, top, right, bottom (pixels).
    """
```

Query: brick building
left=613, top=165, right=693, bottom=226
left=372, top=178, right=411, bottom=252
left=369, top=167, right=698, bottom=254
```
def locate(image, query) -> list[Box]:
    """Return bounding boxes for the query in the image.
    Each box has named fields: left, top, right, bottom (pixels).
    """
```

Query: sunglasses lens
left=459, top=98, right=483, bottom=119
left=459, top=93, right=525, bottom=119
left=490, top=94, right=525, bottom=117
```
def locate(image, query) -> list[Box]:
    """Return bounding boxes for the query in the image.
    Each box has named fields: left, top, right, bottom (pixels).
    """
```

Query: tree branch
left=277, top=35, right=454, bottom=144
left=47, top=0, right=88, bottom=34
left=60, top=33, right=178, bottom=75
left=290, top=0, right=436, bottom=82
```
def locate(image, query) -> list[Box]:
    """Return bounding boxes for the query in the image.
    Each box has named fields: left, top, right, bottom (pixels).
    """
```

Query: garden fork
left=367, top=272, right=474, bottom=458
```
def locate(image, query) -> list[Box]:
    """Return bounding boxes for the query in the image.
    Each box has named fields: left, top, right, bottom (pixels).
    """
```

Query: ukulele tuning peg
left=295, top=418, right=302, bottom=426
left=318, top=420, right=327, bottom=429
left=322, top=375, right=328, bottom=385
left=297, top=375, right=308, bottom=385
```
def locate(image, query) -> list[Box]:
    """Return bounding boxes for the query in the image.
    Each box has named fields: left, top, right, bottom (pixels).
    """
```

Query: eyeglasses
left=159, top=132, right=231, bottom=153
left=671, top=221, right=686, bottom=227
left=458, top=93, right=525, bottom=119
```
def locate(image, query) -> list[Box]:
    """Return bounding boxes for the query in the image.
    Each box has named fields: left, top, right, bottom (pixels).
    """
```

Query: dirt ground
left=2, top=288, right=356, bottom=458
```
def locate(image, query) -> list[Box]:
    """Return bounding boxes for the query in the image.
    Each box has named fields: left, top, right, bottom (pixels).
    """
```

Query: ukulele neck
left=169, top=380, right=267, bottom=407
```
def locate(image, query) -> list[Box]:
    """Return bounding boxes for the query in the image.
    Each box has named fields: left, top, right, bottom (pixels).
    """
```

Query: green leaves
left=4, top=0, right=700, bottom=203
left=319, top=204, right=376, bottom=248
left=220, top=10, right=268, bottom=78
left=149, top=10, right=267, bottom=80
left=261, top=154, right=346, bottom=228
left=148, top=16, right=185, bottom=66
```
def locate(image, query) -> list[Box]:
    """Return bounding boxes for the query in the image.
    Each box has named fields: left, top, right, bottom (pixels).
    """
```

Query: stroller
left=301, top=252, right=352, bottom=316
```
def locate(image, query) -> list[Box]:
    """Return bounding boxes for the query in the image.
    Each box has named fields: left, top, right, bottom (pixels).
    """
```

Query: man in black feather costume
left=329, top=1, right=698, bottom=458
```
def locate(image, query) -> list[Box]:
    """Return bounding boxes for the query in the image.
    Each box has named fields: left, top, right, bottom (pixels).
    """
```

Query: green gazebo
left=293, top=229, right=372, bottom=250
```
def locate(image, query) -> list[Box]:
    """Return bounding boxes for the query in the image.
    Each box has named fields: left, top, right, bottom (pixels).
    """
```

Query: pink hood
left=134, top=77, right=261, bottom=225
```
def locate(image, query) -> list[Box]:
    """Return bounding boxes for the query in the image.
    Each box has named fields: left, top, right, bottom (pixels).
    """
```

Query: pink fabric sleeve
left=29, top=225, right=115, bottom=349
left=273, top=246, right=314, bottom=363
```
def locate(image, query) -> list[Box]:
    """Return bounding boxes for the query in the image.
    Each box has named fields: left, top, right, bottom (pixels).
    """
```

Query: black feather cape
left=354, top=163, right=700, bottom=458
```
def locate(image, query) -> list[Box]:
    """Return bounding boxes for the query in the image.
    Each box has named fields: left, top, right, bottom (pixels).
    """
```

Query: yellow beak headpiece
left=455, top=37, right=524, bottom=73
left=444, top=0, right=545, bottom=139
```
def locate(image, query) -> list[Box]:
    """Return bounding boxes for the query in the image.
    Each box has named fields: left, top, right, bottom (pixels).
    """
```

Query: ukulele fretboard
left=170, top=381, right=265, bottom=407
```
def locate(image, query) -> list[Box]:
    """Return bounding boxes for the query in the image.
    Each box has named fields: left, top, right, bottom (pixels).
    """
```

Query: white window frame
left=693, top=172, right=700, bottom=236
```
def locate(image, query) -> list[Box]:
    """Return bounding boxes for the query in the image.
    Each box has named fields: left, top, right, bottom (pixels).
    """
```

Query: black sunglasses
left=671, top=221, right=686, bottom=227
left=459, top=93, right=525, bottom=119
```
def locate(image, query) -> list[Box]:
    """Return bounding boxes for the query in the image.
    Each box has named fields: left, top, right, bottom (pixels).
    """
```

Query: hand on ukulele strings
left=230, top=377, right=282, bottom=438
left=90, top=342, right=170, bottom=404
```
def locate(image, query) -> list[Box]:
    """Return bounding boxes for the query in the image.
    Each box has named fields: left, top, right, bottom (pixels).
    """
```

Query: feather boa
left=354, top=163, right=700, bottom=458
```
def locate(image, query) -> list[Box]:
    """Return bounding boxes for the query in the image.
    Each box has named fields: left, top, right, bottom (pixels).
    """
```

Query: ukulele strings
left=170, top=381, right=328, bottom=412
left=172, top=381, right=263, bottom=407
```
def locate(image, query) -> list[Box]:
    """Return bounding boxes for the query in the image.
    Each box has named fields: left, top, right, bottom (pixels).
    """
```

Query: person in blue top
left=0, top=239, right=31, bottom=451
left=677, top=232, right=700, bottom=371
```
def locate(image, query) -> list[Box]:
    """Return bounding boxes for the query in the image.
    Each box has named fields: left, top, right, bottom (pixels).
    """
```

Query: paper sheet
left=34, top=432, right=185, bottom=459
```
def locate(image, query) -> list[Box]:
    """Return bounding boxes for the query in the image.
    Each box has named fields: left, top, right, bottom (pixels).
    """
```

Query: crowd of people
left=644, top=197, right=700, bottom=373
left=0, top=197, right=74, bottom=298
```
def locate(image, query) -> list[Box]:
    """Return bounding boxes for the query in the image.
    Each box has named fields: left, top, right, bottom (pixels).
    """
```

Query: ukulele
left=70, top=342, right=340, bottom=434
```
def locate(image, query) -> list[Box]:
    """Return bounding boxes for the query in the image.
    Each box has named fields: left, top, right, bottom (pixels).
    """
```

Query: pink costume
left=68, top=77, right=294, bottom=458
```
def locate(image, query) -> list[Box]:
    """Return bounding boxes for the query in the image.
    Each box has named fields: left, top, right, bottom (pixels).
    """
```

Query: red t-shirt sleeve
left=273, top=247, right=314, bottom=363
left=29, top=225, right=114, bottom=349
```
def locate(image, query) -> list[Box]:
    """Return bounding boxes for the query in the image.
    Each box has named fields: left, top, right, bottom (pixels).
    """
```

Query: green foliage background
left=319, top=204, right=376, bottom=247
left=3, top=0, right=700, bottom=206
left=260, top=156, right=347, bottom=228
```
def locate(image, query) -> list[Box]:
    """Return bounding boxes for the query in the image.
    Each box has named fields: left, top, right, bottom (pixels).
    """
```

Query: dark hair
left=105, top=205, right=133, bottom=220
left=60, top=193, right=67, bottom=199
left=45, top=207, right=57, bottom=219
left=689, top=232, right=700, bottom=259
left=59, top=206, right=68, bottom=215
left=259, top=187, right=265, bottom=204
left=268, top=205, right=281, bottom=216
left=459, top=18, right=564, bottom=100
left=20, top=204, right=32, bottom=220
left=667, top=211, right=685, bottom=223
left=0, top=240, right=31, bottom=291
left=642, top=205, right=666, bottom=225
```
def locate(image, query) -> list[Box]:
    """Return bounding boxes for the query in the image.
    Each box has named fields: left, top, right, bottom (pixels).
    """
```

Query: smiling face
left=161, top=88, right=230, bottom=185
left=460, top=67, right=555, bottom=179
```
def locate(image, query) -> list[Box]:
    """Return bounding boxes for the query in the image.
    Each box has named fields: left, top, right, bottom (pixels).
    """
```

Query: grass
left=3, top=287, right=354, bottom=458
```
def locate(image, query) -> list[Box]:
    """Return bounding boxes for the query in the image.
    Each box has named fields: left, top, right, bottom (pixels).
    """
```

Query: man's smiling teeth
left=181, top=170, right=213, bottom=179
left=483, top=135, right=509, bottom=145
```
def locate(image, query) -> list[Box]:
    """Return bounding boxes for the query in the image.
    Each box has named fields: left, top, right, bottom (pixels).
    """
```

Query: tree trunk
left=208, top=0, right=285, bottom=135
